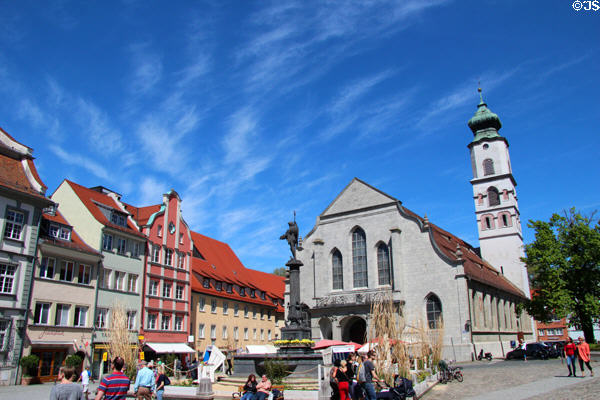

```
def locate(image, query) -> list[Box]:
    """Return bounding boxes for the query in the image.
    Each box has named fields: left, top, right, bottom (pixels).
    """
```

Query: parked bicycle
left=438, top=360, right=463, bottom=384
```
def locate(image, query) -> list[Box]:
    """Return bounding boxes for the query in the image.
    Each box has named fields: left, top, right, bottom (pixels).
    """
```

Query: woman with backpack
left=155, top=365, right=170, bottom=400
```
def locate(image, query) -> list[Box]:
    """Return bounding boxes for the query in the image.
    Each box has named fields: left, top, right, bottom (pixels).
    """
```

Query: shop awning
left=145, top=342, right=196, bottom=354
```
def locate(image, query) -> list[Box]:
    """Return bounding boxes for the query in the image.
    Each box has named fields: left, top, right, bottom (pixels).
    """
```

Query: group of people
left=49, top=365, right=91, bottom=400
left=330, top=351, right=380, bottom=400
left=50, top=356, right=171, bottom=400
left=563, top=337, right=594, bottom=377
left=241, top=374, right=273, bottom=400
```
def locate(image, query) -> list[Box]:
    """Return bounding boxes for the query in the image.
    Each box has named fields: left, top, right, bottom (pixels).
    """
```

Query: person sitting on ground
left=255, top=374, right=272, bottom=400
left=50, top=366, right=83, bottom=400
left=241, top=374, right=258, bottom=400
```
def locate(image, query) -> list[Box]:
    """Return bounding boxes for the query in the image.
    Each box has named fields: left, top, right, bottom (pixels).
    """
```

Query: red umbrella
left=348, top=342, right=363, bottom=351
left=312, top=339, right=352, bottom=350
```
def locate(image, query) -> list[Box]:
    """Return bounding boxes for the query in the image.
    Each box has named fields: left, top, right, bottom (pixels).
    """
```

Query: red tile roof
left=64, top=180, right=146, bottom=238
left=190, top=231, right=284, bottom=311
left=0, top=128, right=49, bottom=202
left=402, top=206, right=525, bottom=298
left=124, top=203, right=161, bottom=226
left=41, top=211, right=101, bottom=256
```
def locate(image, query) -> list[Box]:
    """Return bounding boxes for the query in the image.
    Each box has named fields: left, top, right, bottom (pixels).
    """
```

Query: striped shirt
left=98, top=371, right=130, bottom=399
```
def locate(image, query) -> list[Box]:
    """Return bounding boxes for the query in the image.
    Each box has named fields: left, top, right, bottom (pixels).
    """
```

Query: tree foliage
left=273, top=267, right=286, bottom=277
left=523, top=208, right=600, bottom=343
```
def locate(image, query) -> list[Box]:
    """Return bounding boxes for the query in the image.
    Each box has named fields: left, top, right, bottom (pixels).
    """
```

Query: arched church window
left=377, top=243, right=391, bottom=286
left=426, top=294, right=443, bottom=329
left=487, top=187, right=500, bottom=206
left=483, top=159, right=495, bottom=176
left=352, top=228, right=368, bottom=288
left=332, top=250, right=343, bottom=290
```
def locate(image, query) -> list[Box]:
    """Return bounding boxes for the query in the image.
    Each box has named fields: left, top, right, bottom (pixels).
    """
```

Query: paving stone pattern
left=424, top=359, right=598, bottom=400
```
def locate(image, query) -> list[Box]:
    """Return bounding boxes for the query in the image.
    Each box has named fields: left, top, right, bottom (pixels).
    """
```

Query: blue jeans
left=242, top=392, right=256, bottom=400
left=361, top=382, right=376, bottom=400
left=156, top=389, right=164, bottom=400
left=255, top=392, right=269, bottom=400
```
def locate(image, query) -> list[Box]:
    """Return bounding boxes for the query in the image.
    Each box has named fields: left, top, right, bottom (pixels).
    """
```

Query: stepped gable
left=0, top=127, right=49, bottom=200
left=65, top=179, right=145, bottom=238
left=402, top=206, right=525, bottom=298
left=40, top=210, right=100, bottom=255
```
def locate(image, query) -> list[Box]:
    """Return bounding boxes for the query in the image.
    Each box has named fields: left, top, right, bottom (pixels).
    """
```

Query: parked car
left=506, top=342, right=550, bottom=360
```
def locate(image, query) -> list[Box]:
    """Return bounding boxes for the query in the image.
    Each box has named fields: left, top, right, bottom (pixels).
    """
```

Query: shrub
left=65, top=355, right=83, bottom=369
left=264, top=358, right=289, bottom=384
left=19, top=355, right=39, bottom=377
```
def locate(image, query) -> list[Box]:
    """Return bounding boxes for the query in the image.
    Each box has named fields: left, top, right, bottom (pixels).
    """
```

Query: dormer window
left=226, top=284, right=233, bottom=293
left=202, top=278, right=210, bottom=288
left=110, top=212, right=127, bottom=227
left=250, top=289, right=256, bottom=298
left=49, top=224, right=71, bottom=241
left=260, top=291, right=266, bottom=300
left=216, top=281, right=222, bottom=291
left=239, top=287, right=246, bottom=296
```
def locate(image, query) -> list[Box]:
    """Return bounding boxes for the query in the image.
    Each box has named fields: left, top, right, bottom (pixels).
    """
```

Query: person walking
left=360, top=351, right=380, bottom=400
left=241, top=374, right=258, bottom=400
left=336, top=360, right=352, bottom=400
left=329, top=359, right=340, bottom=400
left=347, top=353, right=359, bottom=400
left=50, top=366, right=83, bottom=400
left=95, top=357, right=130, bottom=400
left=255, top=374, right=272, bottom=400
left=155, top=365, right=170, bottom=400
left=133, top=360, right=156, bottom=399
left=564, top=337, right=578, bottom=377
left=577, top=337, right=594, bottom=377
left=78, top=366, right=91, bottom=400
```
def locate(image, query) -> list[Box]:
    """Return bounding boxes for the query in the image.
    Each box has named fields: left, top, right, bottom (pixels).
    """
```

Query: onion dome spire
left=468, top=86, right=503, bottom=144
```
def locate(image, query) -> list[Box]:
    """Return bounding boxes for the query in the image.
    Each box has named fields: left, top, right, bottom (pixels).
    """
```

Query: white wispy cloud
left=329, top=70, right=395, bottom=115
left=138, top=176, right=168, bottom=205
left=49, top=145, right=110, bottom=180
left=129, top=43, right=163, bottom=94
left=222, top=108, right=258, bottom=164
left=75, top=98, right=124, bottom=156
left=417, top=68, right=519, bottom=130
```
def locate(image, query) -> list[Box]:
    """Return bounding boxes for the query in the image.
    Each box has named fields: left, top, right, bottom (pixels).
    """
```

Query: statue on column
left=280, top=212, right=303, bottom=260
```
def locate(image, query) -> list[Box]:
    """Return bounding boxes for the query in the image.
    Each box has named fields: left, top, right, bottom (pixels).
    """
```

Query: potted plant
left=19, top=354, right=39, bottom=385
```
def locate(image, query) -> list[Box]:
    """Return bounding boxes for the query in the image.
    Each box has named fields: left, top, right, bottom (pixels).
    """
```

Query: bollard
left=196, top=376, right=214, bottom=400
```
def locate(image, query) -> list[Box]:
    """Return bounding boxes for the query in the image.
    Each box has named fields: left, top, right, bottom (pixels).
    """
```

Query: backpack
left=357, top=363, right=366, bottom=383
left=164, top=375, right=171, bottom=386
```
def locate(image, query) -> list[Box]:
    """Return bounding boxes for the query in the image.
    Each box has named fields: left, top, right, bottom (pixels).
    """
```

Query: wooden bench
left=232, top=384, right=285, bottom=400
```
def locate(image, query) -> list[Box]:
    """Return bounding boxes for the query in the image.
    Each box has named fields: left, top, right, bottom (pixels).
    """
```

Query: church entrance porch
left=341, top=316, right=367, bottom=344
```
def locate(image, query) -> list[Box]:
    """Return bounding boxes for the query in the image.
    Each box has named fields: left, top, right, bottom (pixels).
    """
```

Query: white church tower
left=468, top=88, right=530, bottom=295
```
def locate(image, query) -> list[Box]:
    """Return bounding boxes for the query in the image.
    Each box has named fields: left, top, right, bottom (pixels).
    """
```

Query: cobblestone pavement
left=424, top=358, right=598, bottom=400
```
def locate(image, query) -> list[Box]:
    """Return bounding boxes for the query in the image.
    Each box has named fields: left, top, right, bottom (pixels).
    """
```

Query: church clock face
left=168, top=222, right=176, bottom=234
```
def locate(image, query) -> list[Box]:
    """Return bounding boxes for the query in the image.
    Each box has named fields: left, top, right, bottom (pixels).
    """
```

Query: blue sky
left=1, top=0, right=598, bottom=272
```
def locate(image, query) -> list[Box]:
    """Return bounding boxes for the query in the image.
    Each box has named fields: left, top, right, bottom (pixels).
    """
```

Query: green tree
left=273, top=267, right=286, bottom=277
left=523, top=208, right=600, bottom=343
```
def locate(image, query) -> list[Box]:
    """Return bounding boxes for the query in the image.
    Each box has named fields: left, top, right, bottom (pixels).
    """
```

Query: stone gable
left=321, top=178, right=397, bottom=217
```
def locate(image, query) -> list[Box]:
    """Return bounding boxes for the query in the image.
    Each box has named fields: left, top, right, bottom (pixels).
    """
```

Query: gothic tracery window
left=332, top=249, right=343, bottom=290
left=377, top=243, right=391, bottom=286
left=426, top=294, right=443, bottom=329
left=352, top=228, right=368, bottom=288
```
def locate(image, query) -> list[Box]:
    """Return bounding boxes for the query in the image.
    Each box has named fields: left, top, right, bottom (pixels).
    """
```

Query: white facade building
left=293, top=95, right=534, bottom=361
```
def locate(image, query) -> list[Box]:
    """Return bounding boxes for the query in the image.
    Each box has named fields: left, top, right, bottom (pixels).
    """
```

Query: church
left=295, top=93, right=534, bottom=361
